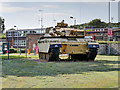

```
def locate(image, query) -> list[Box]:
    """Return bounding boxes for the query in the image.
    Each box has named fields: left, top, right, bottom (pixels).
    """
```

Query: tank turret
left=48, top=21, right=86, bottom=37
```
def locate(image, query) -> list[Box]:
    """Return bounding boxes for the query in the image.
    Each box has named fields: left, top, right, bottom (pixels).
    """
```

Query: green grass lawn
left=0, top=54, right=39, bottom=60
left=2, top=55, right=119, bottom=88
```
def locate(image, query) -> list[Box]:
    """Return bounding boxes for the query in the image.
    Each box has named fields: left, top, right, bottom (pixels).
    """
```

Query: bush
left=9, top=48, right=17, bottom=53
left=9, top=48, right=15, bottom=53
left=9, top=48, right=26, bottom=53
left=21, top=49, right=25, bottom=53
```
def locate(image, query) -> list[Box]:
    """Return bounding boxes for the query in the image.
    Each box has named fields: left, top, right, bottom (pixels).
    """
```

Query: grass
left=96, top=41, right=120, bottom=44
left=2, top=55, right=119, bottom=88
left=0, top=54, right=39, bottom=60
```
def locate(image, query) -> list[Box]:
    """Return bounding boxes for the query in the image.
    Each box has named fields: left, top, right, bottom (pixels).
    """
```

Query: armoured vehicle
left=38, top=21, right=99, bottom=61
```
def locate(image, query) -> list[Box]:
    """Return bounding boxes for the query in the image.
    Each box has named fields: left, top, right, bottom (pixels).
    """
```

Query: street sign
left=2, top=42, right=9, bottom=54
left=108, top=28, right=113, bottom=37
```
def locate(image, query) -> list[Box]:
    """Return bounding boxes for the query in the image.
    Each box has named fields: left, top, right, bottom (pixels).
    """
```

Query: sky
left=0, top=0, right=119, bottom=31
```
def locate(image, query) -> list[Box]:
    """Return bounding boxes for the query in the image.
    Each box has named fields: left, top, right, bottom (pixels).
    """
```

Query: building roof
left=56, top=28, right=84, bottom=32
left=27, top=33, right=45, bottom=35
left=6, top=28, right=46, bottom=32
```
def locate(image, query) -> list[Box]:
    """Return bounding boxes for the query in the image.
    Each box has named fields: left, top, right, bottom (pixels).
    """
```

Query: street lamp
left=70, top=16, right=76, bottom=26
left=38, top=9, right=43, bottom=29
left=14, top=26, right=18, bottom=53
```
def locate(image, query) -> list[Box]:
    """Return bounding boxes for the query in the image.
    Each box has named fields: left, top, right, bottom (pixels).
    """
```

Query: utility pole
left=26, top=38, right=28, bottom=58
left=8, top=41, right=9, bottom=60
left=14, top=26, right=19, bottom=53
left=108, top=1, right=111, bottom=56
left=108, top=0, right=115, bottom=56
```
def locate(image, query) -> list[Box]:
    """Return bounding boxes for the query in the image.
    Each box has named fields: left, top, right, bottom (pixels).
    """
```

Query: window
left=14, top=32, right=18, bottom=36
left=7, top=32, right=12, bottom=36
left=33, top=31, right=36, bottom=33
left=14, top=40, right=18, bottom=46
left=14, top=40, right=26, bottom=46
left=39, top=30, right=41, bottom=33
left=43, top=30, right=45, bottom=33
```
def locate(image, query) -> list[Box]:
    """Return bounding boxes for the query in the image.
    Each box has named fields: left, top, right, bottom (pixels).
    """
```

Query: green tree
left=69, top=18, right=119, bottom=29
left=0, top=17, right=5, bottom=33
left=9, top=28, right=15, bottom=30
left=2, top=33, right=6, bottom=38
left=87, top=19, right=107, bottom=28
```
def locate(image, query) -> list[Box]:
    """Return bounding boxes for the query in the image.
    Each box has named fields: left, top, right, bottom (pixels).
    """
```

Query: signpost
left=2, top=42, right=9, bottom=59
left=8, top=42, right=9, bottom=60
left=108, top=28, right=113, bottom=55
left=108, top=28, right=113, bottom=37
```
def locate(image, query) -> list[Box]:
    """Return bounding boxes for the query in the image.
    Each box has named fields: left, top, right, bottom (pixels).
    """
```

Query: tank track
left=70, top=48, right=98, bottom=61
left=39, top=47, right=60, bottom=61
left=87, top=48, right=98, bottom=61
left=39, top=48, right=98, bottom=62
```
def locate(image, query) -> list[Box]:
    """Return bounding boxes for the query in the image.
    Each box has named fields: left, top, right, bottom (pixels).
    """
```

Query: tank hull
left=38, top=37, right=99, bottom=61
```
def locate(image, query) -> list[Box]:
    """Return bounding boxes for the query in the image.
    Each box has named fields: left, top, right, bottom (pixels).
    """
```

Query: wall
left=98, top=43, right=107, bottom=55
left=98, top=43, right=120, bottom=55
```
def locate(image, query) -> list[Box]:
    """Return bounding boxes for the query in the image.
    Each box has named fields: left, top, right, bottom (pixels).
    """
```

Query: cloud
left=0, top=0, right=21, bottom=2
left=38, top=12, right=69, bottom=17
left=0, top=0, right=119, bottom=2
left=42, top=5, right=59, bottom=8
left=0, top=3, right=34, bottom=13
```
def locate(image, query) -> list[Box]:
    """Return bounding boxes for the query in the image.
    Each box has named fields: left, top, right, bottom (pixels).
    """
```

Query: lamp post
left=39, top=9, right=43, bottom=29
left=70, top=16, right=76, bottom=26
left=26, top=38, right=28, bottom=58
left=14, top=26, right=18, bottom=53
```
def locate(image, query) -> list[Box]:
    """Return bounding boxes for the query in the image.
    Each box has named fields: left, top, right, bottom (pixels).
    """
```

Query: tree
left=9, top=28, right=15, bottom=30
left=2, top=33, right=6, bottom=38
left=87, top=19, right=107, bottom=28
left=73, top=18, right=120, bottom=29
left=0, top=17, right=5, bottom=33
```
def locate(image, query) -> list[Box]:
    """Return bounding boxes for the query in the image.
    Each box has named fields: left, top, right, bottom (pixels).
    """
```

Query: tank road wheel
left=39, top=53, right=42, bottom=59
left=70, top=54, right=89, bottom=61
left=39, top=52, right=49, bottom=62
left=70, top=54, right=79, bottom=61
left=87, top=48, right=98, bottom=61
left=49, top=47, right=60, bottom=61
left=39, top=52, right=43, bottom=59
left=45, top=54, right=50, bottom=61
left=39, top=52, right=40, bottom=59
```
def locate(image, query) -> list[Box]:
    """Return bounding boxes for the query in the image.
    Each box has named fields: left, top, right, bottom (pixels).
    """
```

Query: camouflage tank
left=38, top=21, right=99, bottom=61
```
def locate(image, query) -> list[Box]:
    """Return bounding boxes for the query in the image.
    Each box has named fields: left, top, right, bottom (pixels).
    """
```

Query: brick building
left=26, top=33, right=44, bottom=52
left=86, top=28, right=120, bottom=41
left=6, top=28, right=46, bottom=48
left=112, top=29, right=120, bottom=41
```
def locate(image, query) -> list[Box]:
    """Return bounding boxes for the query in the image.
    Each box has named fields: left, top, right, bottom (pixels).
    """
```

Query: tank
left=38, top=21, right=99, bottom=61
